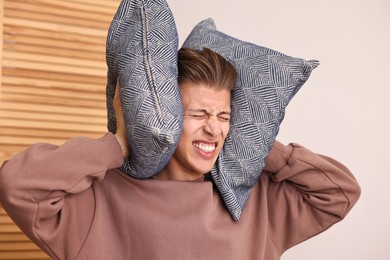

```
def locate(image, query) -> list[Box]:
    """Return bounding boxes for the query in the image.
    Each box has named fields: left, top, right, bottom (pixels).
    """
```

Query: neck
left=154, top=164, right=204, bottom=181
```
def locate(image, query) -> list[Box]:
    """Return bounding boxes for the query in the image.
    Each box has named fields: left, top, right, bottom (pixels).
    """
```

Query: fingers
left=113, top=83, right=130, bottom=158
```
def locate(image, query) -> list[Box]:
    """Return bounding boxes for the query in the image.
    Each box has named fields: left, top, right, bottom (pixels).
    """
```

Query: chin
left=190, top=158, right=218, bottom=176
left=195, top=166, right=214, bottom=175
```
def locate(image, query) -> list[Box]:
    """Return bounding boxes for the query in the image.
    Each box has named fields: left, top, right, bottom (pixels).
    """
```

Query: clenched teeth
left=193, top=142, right=216, bottom=153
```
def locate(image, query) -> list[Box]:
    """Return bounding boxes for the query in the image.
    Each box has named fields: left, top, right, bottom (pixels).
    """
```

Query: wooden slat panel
left=0, top=251, right=49, bottom=260
left=0, top=145, right=29, bottom=161
left=0, top=136, right=66, bottom=146
left=61, top=0, right=120, bottom=9
left=0, top=127, right=103, bottom=139
left=1, top=102, right=106, bottom=116
left=0, top=1, right=119, bottom=258
left=0, top=215, right=13, bottom=224
left=0, top=119, right=106, bottom=133
left=3, top=36, right=105, bottom=55
left=3, top=42, right=106, bottom=61
left=3, top=25, right=104, bottom=45
left=0, top=242, right=41, bottom=251
left=5, top=4, right=108, bottom=29
left=0, top=0, right=3, bottom=87
left=0, top=102, right=106, bottom=117
left=0, top=233, right=31, bottom=242
left=3, top=68, right=106, bottom=84
left=3, top=60, right=106, bottom=77
left=2, top=86, right=105, bottom=101
left=1, top=224, right=23, bottom=233
left=4, top=1, right=112, bottom=23
left=2, top=76, right=105, bottom=92
left=1, top=111, right=106, bottom=124
left=3, top=52, right=106, bottom=69
left=2, top=93, right=105, bottom=107
left=3, top=18, right=108, bottom=37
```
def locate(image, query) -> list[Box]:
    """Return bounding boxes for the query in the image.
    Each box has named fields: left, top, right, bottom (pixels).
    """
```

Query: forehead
left=179, top=82, right=231, bottom=112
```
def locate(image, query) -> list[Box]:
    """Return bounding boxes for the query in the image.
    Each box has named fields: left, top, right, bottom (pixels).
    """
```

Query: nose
left=203, top=117, right=222, bottom=137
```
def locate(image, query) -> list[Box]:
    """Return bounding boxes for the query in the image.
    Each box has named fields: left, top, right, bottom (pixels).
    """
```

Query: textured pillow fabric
left=183, top=18, right=319, bottom=220
left=106, top=0, right=183, bottom=178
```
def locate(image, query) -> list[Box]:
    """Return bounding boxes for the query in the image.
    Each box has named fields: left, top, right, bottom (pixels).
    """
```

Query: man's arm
left=0, top=133, right=124, bottom=259
left=264, top=141, right=361, bottom=254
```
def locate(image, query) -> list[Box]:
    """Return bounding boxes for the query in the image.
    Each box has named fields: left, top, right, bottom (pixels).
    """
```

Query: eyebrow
left=186, top=109, right=231, bottom=116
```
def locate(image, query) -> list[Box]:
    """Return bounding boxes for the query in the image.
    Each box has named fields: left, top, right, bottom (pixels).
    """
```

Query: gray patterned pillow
left=106, top=0, right=183, bottom=178
left=183, top=18, right=319, bottom=220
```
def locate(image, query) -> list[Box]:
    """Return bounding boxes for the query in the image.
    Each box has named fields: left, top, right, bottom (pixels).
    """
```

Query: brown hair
left=178, top=48, right=237, bottom=91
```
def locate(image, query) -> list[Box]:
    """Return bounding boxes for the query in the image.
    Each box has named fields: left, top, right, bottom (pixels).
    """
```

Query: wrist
left=114, top=133, right=129, bottom=158
left=264, top=140, right=293, bottom=173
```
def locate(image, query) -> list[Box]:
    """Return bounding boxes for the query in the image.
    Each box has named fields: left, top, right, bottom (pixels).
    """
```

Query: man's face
left=166, top=81, right=231, bottom=180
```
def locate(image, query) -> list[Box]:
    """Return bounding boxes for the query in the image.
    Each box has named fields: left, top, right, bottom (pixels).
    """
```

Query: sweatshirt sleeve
left=263, top=140, right=361, bottom=254
left=0, top=133, right=124, bottom=259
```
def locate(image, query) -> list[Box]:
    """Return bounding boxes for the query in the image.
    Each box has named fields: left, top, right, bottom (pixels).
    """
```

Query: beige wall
left=168, top=0, right=390, bottom=259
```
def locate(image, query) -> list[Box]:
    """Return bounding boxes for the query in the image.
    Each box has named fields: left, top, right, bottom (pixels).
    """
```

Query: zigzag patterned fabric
left=183, top=18, right=319, bottom=220
left=106, top=0, right=183, bottom=178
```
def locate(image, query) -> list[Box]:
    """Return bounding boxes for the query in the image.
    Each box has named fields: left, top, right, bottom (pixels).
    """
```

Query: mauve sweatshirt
left=0, top=133, right=360, bottom=260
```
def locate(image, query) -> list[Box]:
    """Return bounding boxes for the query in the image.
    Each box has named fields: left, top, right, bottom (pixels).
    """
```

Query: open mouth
left=193, top=142, right=216, bottom=153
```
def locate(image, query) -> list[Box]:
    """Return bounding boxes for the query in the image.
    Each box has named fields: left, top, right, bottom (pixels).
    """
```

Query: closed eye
left=218, top=112, right=231, bottom=121
left=218, top=115, right=230, bottom=122
left=189, top=114, right=207, bottom=119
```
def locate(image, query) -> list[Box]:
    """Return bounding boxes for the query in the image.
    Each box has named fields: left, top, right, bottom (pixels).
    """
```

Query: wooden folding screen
left=0, top=0, right=119, bottom=258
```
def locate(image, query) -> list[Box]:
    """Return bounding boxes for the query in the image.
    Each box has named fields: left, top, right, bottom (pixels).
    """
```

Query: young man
left=0, top=48, right=360, bottom=260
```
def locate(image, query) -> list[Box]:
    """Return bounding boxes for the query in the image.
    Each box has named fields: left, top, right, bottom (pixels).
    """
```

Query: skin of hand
left=113, top=84, right=130, bottom=158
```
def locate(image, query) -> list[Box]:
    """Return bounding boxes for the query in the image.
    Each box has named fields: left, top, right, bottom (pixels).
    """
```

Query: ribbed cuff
left=96, top=132, right=124, bottom=170
left=263, top=140, right=293, bottom=174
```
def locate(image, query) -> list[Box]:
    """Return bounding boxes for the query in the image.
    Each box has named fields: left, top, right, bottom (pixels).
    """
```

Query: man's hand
left=113, top=84, right=130, bottom=158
